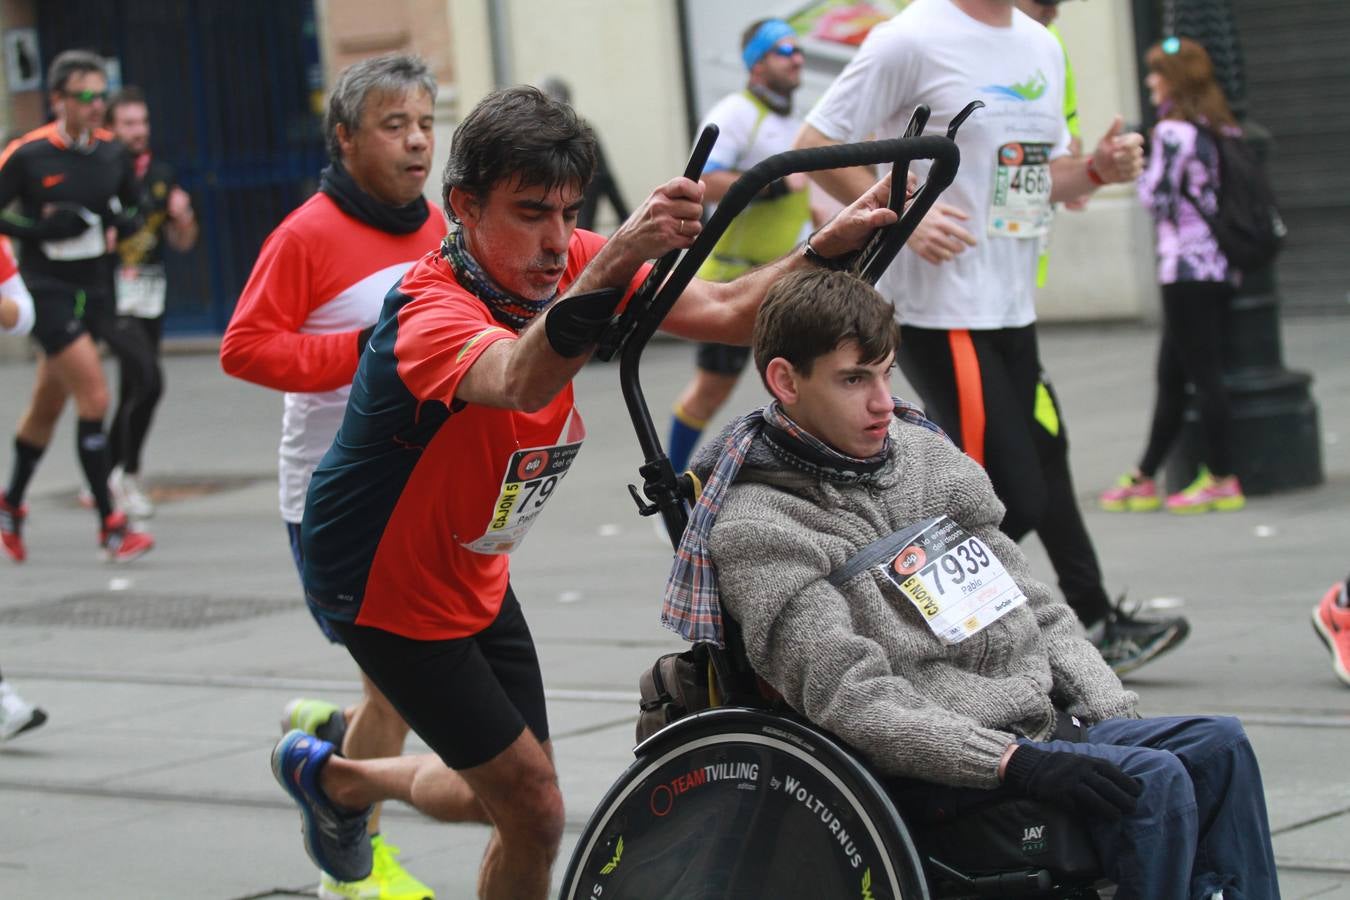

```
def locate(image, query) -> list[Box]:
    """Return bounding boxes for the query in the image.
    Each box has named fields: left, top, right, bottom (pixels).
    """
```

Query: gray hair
left=325, top=53, right=436, bottom=162
left=47, top=49, right=106, bottom=94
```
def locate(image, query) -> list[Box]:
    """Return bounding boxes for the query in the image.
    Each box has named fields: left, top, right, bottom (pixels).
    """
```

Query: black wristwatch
left=802, top=237, right=854, bottom=271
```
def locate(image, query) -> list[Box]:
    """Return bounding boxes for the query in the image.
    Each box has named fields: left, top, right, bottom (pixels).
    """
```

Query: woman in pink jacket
left=1100, top=36, right=1245, bottom=515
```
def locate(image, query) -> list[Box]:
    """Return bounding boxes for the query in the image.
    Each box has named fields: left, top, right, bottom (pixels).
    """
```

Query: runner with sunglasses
left=665, top=18, right=818, bottom=478
left=0, top=49, right=153, bottom=563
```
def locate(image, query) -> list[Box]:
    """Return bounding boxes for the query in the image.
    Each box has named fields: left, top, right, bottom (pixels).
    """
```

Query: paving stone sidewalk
left=1, top=318, right=1347, bottom=898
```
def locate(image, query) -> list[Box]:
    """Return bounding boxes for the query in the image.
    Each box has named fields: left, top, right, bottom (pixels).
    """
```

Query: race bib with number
left=115, top=265, right=168, bottom=318
left=462, top=412, right=586, bottom=555
left=878, top=516, right=1027, bottom=644
left=41, top=207, right=105, bottom=261
left=989, top=141, right=1053, bottom=239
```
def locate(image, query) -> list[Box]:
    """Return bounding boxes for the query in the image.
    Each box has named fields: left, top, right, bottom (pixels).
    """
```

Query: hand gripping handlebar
left=609, top=103, right=981, bottom=545
left=599, top=127, right=966, bottom=366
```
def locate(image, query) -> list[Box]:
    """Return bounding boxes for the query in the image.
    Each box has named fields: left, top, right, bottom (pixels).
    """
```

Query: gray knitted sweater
left=704, top=417, right=1138, bottom=789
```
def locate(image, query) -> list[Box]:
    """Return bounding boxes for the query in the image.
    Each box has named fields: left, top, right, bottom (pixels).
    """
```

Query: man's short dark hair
left=325, top=53, right=436, bottom=162
left=47, top=49, right=106, bottom=94
left=753, top=269, right=900, bottom=386
left=441, top=85, right=597, bottom=224
left=106, top=85, right=146, bottom=125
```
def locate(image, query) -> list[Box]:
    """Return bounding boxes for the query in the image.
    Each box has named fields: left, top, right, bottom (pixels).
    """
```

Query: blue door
left=36, top=0, right=327, bottom=333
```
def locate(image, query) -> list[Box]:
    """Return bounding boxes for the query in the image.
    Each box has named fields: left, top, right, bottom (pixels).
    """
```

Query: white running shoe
left=0, top=681, right=48, bottom=743
left=114, top=470, right=155, bottom=519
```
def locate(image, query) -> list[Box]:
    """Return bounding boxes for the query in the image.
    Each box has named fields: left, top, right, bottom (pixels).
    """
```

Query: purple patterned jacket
left=1137, top=118, right=1237, bottom=285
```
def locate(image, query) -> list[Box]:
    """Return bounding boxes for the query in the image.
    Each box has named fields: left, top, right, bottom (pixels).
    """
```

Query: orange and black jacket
left=0, top=122, right=139, bottom=293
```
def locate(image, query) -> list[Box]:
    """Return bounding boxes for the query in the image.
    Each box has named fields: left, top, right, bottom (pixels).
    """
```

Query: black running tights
left=105, top=315, right=164, bottom=475
left=1138, top=281, right=1235, bottom=479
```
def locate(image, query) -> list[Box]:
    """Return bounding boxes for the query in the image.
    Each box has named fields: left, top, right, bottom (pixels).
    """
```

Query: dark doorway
left=36, top=0, right=327, bottom=333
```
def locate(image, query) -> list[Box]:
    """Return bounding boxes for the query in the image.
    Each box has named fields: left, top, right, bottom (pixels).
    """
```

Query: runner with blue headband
left=742, top=18, right=797, bottom=69
left=666, top=16, right=815, bottom=484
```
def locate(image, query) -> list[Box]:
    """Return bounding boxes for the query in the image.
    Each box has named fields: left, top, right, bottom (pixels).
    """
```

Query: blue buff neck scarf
left=441, top=229, right=557, bottom=330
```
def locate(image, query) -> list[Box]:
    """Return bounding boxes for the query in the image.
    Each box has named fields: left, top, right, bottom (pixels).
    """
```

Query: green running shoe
left=282, top=697, right=348, bottom=749
left=318, top=834, right=436, bottom=899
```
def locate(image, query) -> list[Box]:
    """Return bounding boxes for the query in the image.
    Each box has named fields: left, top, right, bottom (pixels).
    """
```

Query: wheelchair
left=561, top=110, right=1110, bottom=900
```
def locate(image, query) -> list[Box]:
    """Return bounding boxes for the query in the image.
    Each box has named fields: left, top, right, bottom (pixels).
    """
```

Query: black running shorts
left=695, top=341, right=751, bottom=376
left=330, top=584, right=549, bottom=770
left=29, top=283, right=118, bottom=356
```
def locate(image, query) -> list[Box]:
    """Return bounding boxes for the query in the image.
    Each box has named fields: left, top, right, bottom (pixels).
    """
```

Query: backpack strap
left=826, top=519, right=934, bottom=588
left=1177, top=124, right=1221, bottom=231
left=709, top=90, right=773, bottom=177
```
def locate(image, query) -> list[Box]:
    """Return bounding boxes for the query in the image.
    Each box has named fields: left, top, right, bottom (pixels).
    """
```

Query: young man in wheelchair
left=663, top=268, right=1280, bottom=899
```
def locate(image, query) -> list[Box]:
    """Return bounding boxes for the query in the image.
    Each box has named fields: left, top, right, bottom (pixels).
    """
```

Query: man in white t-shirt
left=665, top=18, right=816, bottom=475
left=796, top=0, right=1186, bottom=675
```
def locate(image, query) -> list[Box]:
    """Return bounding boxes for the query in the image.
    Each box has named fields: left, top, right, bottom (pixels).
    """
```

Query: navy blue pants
left=1026, top=715, right=1279, bottom=899
left=287, top=522, right=343, bottom=644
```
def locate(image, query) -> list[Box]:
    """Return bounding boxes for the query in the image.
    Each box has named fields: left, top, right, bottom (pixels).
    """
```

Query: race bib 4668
left=990, top=141, right=1053, bottom=239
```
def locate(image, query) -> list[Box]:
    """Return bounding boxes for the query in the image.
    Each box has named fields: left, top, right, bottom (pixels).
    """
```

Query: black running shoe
left=1089, top=604, right=1191, bottom=676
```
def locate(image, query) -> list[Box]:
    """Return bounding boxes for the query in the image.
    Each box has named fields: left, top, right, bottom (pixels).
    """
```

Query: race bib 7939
left=878, top=516, right=1028, bottom=644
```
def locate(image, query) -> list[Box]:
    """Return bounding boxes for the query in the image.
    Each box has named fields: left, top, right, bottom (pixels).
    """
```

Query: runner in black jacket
left=0, top=49, right=153, bottom=564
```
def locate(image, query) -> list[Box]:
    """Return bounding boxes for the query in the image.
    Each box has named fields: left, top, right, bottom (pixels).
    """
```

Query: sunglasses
left=64, top=89, right=108, bottom=103
left=770, top=43, right=803, bottom=58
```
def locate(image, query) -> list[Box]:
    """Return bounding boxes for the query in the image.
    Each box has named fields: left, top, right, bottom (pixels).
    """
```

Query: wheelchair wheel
left=559, top=707, right=931, bottom=899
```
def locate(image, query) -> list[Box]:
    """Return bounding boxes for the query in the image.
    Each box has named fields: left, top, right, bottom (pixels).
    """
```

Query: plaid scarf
left=661, top=397, right=945, bottom=646
left=441, top=229, right=555, bottom=330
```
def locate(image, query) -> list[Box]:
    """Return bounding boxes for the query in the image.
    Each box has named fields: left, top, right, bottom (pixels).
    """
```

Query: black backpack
left=1182, top=126, right=1286, bottom=273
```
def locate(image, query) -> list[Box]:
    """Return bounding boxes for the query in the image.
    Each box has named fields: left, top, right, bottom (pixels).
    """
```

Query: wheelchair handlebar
left=594, top=124, right=719, bottom=363
left=618, top=134, right=960, bottom=373
left=613, top=133, right=964, bottom=547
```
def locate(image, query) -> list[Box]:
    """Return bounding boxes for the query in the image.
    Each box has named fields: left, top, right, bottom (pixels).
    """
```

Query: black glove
left=28, top=206, right=92, bottom=241
left=543, top=287, right=622, bottom=358
left=1003, top=745, right=1143, bottom=821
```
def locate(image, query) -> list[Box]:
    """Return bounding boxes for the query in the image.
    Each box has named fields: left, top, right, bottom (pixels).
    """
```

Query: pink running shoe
left=0, top=492, right=26, bottom=562
left=1312, top=583, right=1350, bottom=687
left=1099, top=473, right=1161, bottom=512
left=100, top=511, right=155, bottom=563
left=1166, top=470, right=1245, bottom=514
